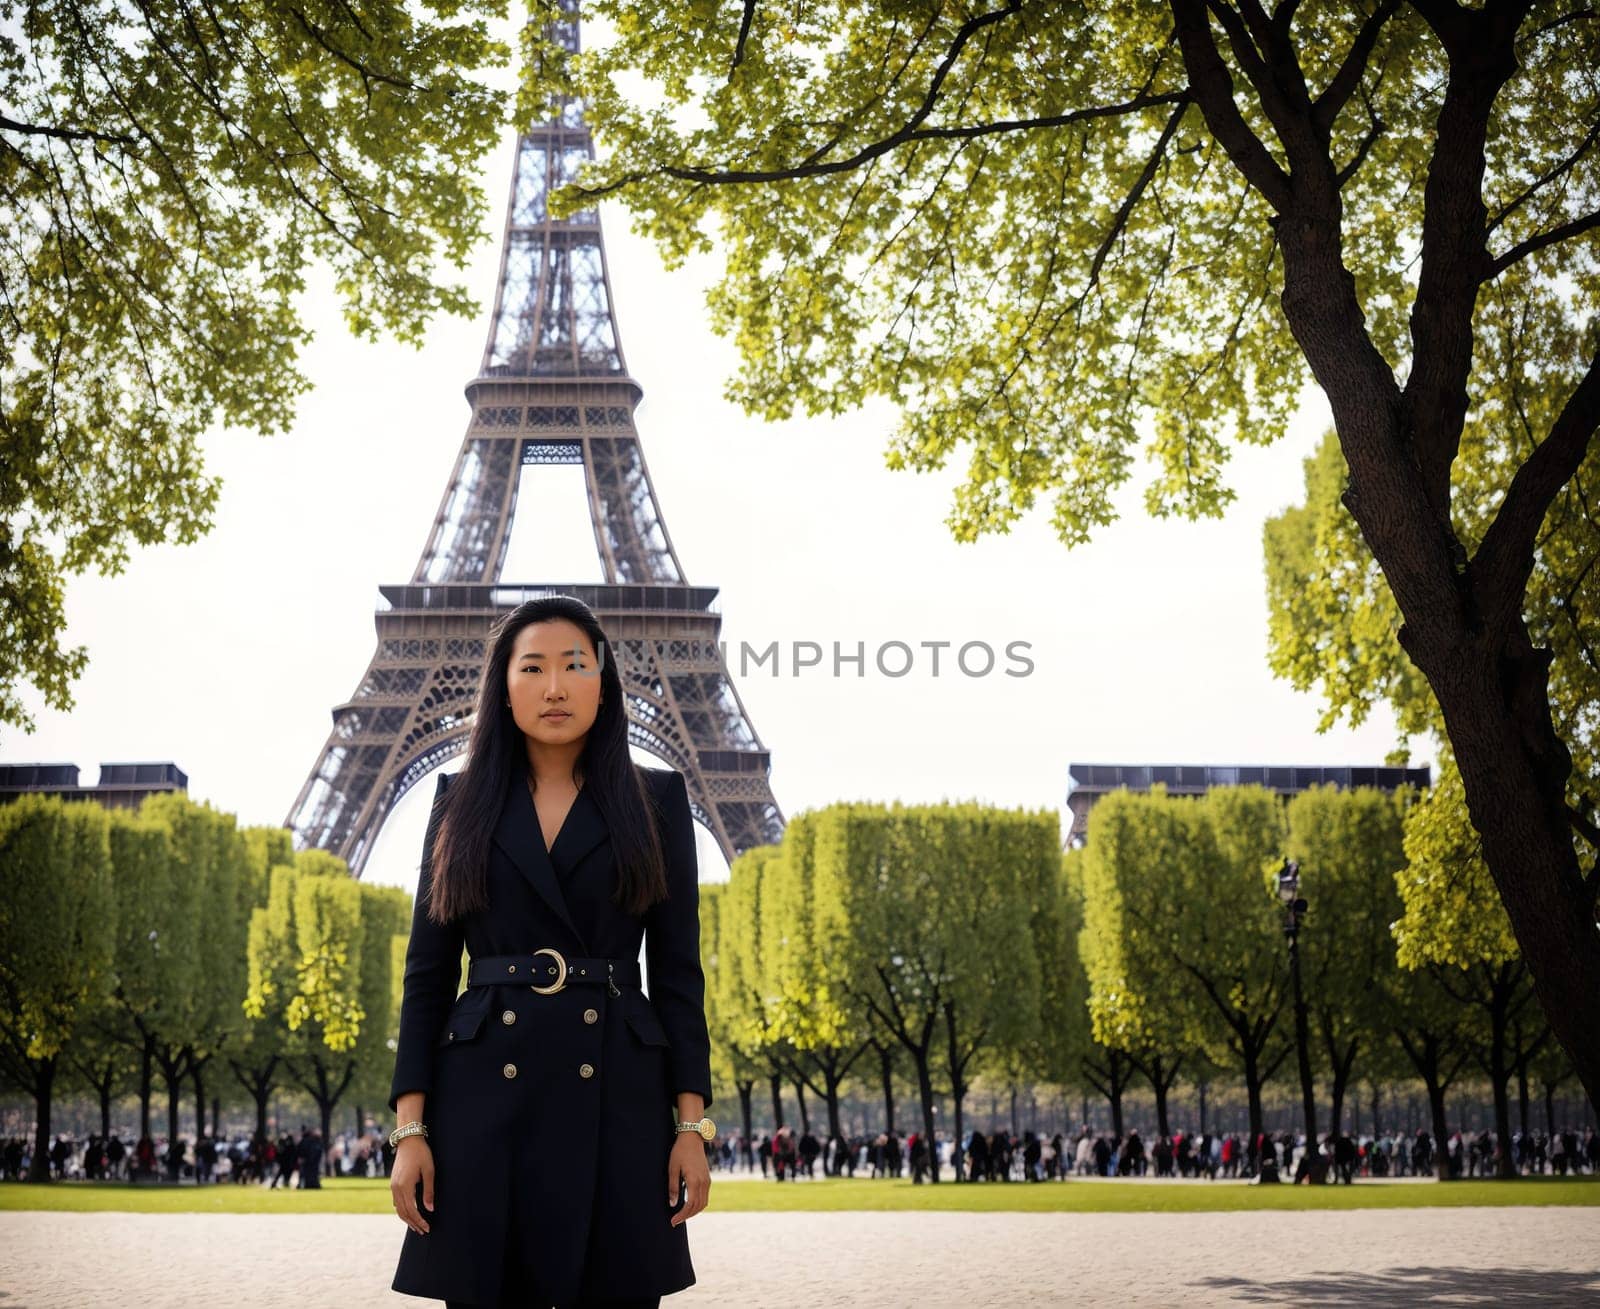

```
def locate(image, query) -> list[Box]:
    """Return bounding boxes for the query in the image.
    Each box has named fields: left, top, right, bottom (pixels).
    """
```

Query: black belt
left=466, top=949, right=641, bottom=996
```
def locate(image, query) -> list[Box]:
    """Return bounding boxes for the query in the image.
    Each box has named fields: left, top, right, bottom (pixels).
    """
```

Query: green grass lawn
left=1, top=1175, right=1595, bottom=1214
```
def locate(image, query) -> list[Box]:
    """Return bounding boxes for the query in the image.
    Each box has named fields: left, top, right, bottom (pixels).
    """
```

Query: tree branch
left=1084, top=96, right=1192, bottom=294
left=576, top=90, right=1189, bottom=196
left=1401, top=2, right=1528, bottom=516
left=283, top=4, right=428, bottom=98
left=1169, top=0, right=1293, bottom=208
left=1202, top=0, right=1277, bottom=99
left=1488, top=113, right=1600, bottom=236
left=1567, top=793, right=1600, bottom=855
left=1488, top=207, right=1600, bottom=276
left=1474, top=344, right=1600, bottom=629
left=1271, top=0, right=1305, bottom=36
left=1081, top=1063, right=1112, bottom=1101
left=1334, top=91, right=1386, bottom=187
left=0, top=113, right=136, bottom=147
left=730, top=0, right=757, bottom=75
left=1519, top=7, right=1597, bottom=43
left=1262, top=1040, right=1293, bottom=1081
left=1202, top=0, right=1315, bottom=150
left=736, top=0, right=1023, bottom=176
left=1313, top=0, right=1403, bottom=133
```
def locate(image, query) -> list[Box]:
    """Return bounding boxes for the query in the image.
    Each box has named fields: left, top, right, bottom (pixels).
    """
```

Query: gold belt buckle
left=529, top=947, right=568, bottom=995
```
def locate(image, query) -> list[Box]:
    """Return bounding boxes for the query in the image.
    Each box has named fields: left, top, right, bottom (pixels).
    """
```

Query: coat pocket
left=624, top=1003, right=671, bottom=1048
left=436, top=1003, right=489, bottom=1048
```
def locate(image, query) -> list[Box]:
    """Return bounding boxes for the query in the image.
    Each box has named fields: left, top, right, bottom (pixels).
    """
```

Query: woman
left=387, top=596, right=715, bottom=1307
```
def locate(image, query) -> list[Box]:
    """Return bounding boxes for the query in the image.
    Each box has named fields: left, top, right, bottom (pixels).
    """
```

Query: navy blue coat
left=388, top=760, right=713, bottom=1305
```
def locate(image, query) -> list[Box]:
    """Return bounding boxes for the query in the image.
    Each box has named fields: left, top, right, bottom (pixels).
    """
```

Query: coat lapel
left=491, top=759, right=609, bottom=952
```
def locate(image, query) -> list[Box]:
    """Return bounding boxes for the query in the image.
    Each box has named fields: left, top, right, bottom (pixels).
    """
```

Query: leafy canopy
left=1, top=0, right=512, bottom=732
left=531, top=2, right=1593, bottom=553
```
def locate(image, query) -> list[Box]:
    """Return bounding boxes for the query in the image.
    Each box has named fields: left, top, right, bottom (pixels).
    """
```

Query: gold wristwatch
left=675, top=1116, right=716, bottom=1140
left=389, top=1120, right=428, bottom=1149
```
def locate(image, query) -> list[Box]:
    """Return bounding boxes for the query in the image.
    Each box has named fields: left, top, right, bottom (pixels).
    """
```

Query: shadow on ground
left=1195, top=1266, right=1600, bottom=1305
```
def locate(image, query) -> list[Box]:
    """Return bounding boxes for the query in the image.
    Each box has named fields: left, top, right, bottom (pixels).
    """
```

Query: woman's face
left=506, top=618, right=604, bottom=745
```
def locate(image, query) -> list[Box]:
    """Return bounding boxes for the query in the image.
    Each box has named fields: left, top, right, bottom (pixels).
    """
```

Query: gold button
left=579, top=1062, right=594, bottom=1078
left=502, top=1009, right=516, bottom=1025
left=583, top=1008, right=598, bottom=1024
left=502, top=1063, right=517, bottom=1079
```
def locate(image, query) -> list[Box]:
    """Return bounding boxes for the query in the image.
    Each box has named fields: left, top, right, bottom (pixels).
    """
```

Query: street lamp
left=1276, top=860, right=1303, bottom=918
left=1277, top=858, right=1324, bottom=1183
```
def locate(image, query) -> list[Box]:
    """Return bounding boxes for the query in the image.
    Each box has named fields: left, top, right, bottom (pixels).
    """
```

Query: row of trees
left=4, top=766, right=1584, bottom=1186
left=0, top=791, right=409, bottom=1182
left=705, top=771, right=1583, bottom=1183
left=705, top=798, right=1074, bottom=1185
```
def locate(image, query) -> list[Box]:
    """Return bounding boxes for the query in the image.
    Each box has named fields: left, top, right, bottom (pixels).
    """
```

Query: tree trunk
left=1242, top=1042, right=1266, bottom=1144
left=161, top=1058, right=185, bottom=1145
left=878, top=1043, right=895, bottom=1135
left=1134, top=1052, right=1181, bottom=1138
left=951, top=1081, right=967, bottom=1184
left=1516, top=1052, right=1530, bottom=1137
left=738, top=1080, right=754, bottom=1151
left=1083, top=1048, right=1131, bottom=1139
left=1486, top=972, right=1517, bottom=1179
left=138, top=1031, right=154, bottom=1140
left=27, top=1055, right=56, bottom=1183
left=824, top=1066, right=844, bottom=1141
left=288, top=1055, right=353, bottom=1183
left=943, top=1000, right=974, bottom=1181
left=769, top=1070, right=784, bottom=1132
left=1321, top=1015, right=1360, bottom=1138
left=1432, top=650, right=1600, bottom=1123
left=1428, top=1080, right=1452, bottom=1180
left=230, top=1055, right=278, bottom=1145
left=317, top=1097, right=333, bottom=1179
left=193, top=1063, right=206, bottom=1139
left=1397, top=1028, right=1459, bottom=1180
left=793, top=1076, right=810, bottom=1136
left=73, top=1055, right=117, bottom=1140
left=915, top=1053, right=940, bottom=1183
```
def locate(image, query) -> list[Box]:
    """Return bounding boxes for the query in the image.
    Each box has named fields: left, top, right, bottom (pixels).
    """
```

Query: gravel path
left=0, top=1207, right=1596, bottom=1307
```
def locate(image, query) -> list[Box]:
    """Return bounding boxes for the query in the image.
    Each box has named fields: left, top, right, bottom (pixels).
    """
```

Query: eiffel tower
left=285, top=8, right=784, bottom=877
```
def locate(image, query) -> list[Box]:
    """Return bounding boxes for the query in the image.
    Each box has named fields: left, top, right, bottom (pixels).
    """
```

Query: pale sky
left=6, top=17, right=1433, bottom=898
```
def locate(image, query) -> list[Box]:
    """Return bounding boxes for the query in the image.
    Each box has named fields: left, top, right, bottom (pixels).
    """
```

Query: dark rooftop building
left=1064, top=761, right=1432, bottom=847
left=0, top=761, right=189, bottom=812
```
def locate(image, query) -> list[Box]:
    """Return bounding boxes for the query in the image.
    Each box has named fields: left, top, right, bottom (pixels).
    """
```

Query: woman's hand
left=667, top=1132, right=710, bottom=1226
left=390, top=1137, right=436, bottom=1235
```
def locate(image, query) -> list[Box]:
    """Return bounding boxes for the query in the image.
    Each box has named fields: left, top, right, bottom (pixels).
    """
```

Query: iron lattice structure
left=284, top=10, right=784, bottom=876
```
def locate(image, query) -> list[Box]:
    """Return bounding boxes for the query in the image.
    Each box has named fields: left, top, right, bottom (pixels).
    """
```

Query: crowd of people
left=5, top=1119, right=1596, bottom=1186
left=1, top=1124, right=399, bottom=1186
left=693, top=1122, right=1600, bottom=1184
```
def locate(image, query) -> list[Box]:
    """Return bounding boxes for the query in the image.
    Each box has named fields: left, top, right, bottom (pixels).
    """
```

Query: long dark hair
left=423, top=596, right=670, bottom=922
